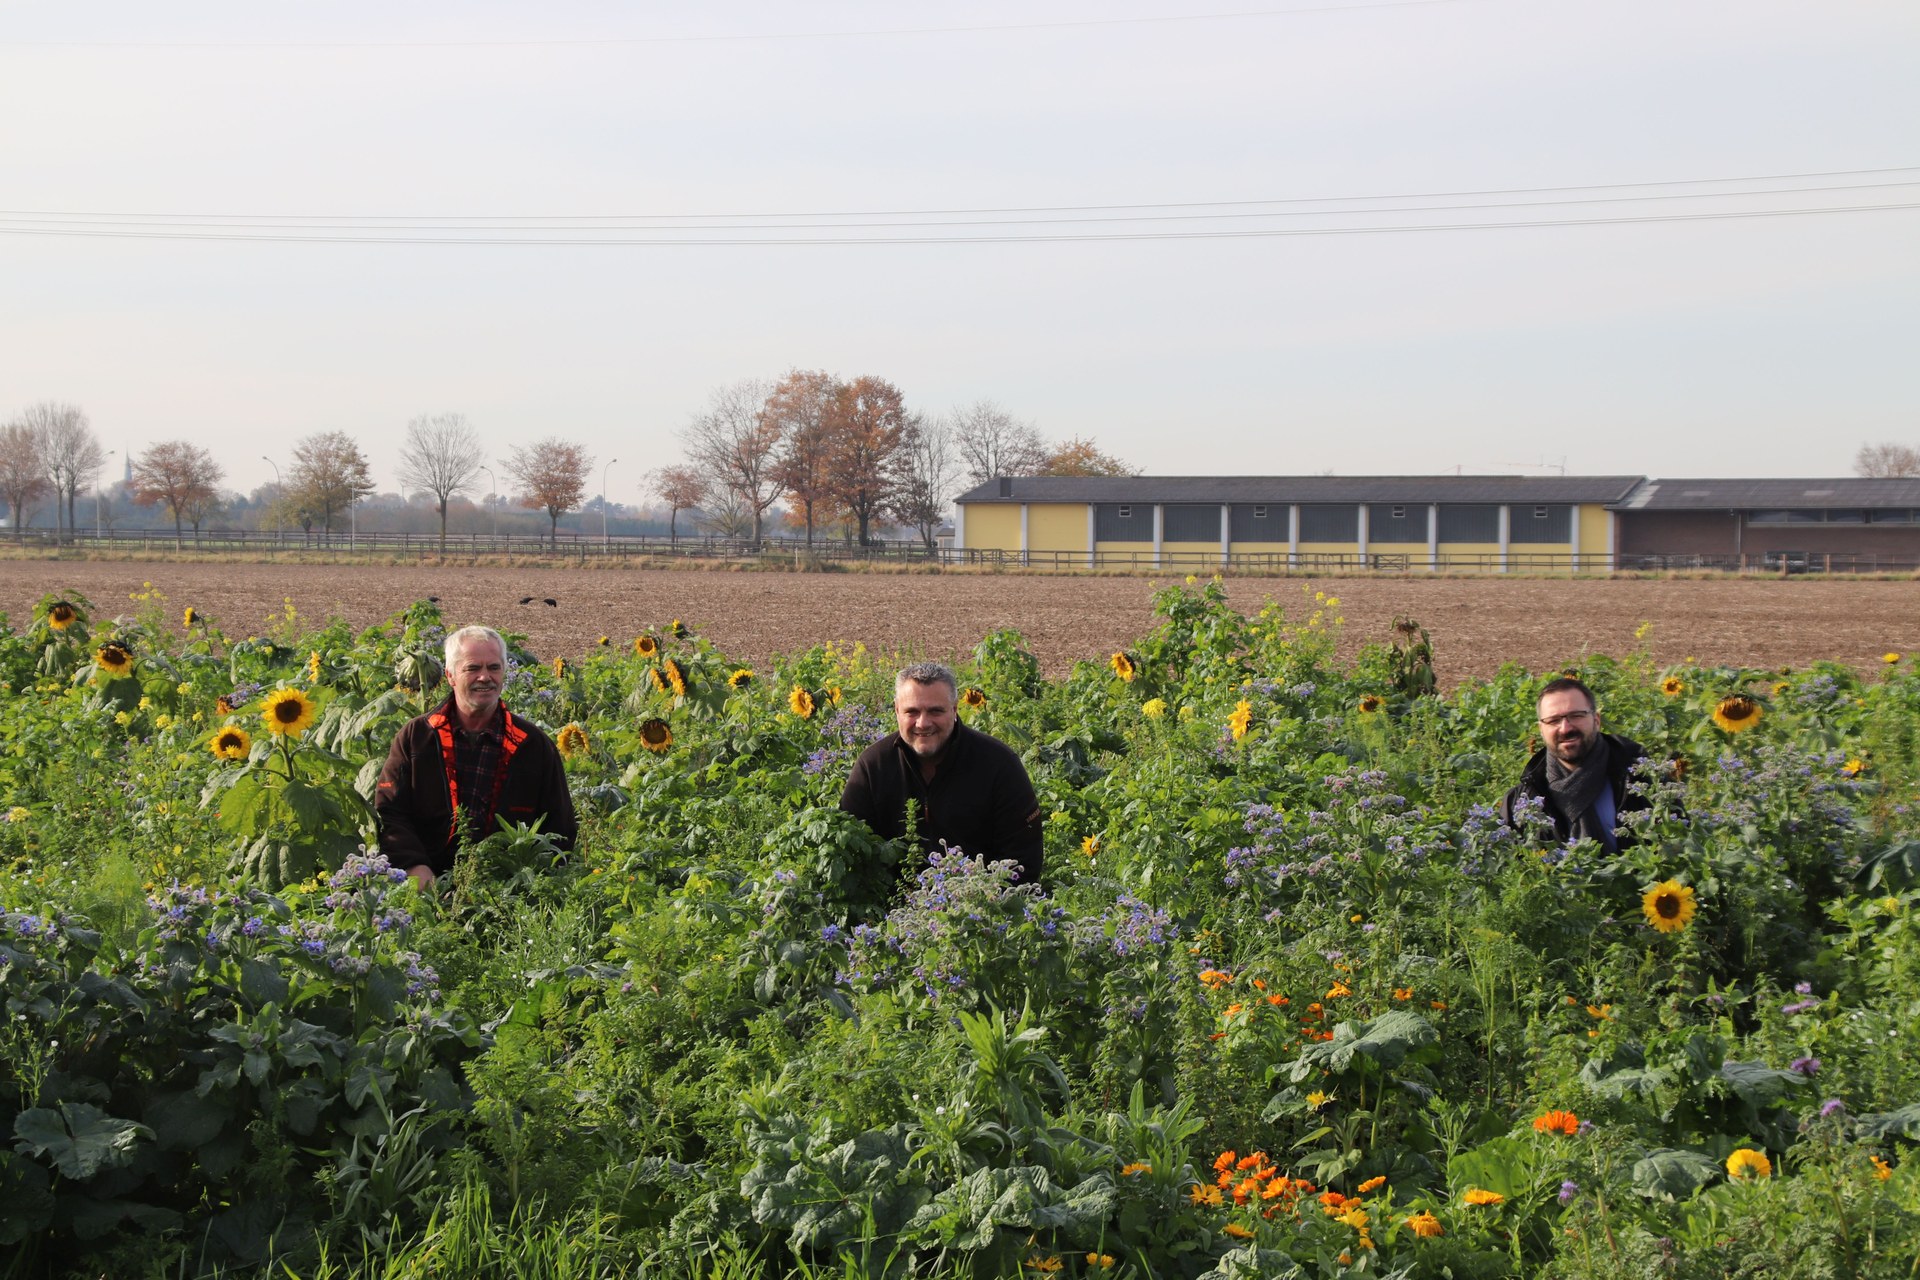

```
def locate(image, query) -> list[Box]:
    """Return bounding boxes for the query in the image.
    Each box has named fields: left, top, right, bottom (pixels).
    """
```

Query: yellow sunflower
left=1661, top=676, right=1685, bottom=697
left=1358, top=694, right=1384, bottom=714
left=1229, top=698, right=1253, bottom=741
left=597, top=635, right=610, bottom=647
left=182, top=606, right=198, bottom=628
left=648, top=667, right=670, bottom=694
left=961, top=687, right=988, bottom=710
left=47, top=601, right=79, bottom=630
left=633, top=634, right=659, bottom=657
left=661, top=658, right=687, bottom=698
left=1712, top=695, right=1762, bottom=733
left=828, top=684, right=843, bottom=706
left=552, top=657, right=567, bottom=680
left=307, top=651, right=323, bottom=682
left=639, top=718, right=673, bottom=753
left=728, top=668, right=754, bottom=689
left=789, top=686, right=815, bottom=719
left=209, top=725, right=252, bottom=761
left=261, top=687, right=317, bottom=738
left=556, top=723, right=589, bottom=759
left=1885, top=652, right=1902, bottom=665
left=1725, top=1148, right=1772, bottom=1180
left=669, top=618, right=689, bottom=638
left=1109, top=652, right=1136, bottom=682
left=94, top=642, right=134, bottom=677
left=1641, top=879, right=1697, bottom=933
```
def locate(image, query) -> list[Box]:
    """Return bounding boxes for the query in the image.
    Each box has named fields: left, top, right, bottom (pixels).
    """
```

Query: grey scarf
left=1545, top=735, right=1613, bottom=846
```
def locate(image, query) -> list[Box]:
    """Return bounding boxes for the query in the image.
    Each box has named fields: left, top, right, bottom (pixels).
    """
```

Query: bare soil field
left=2, top=557, right=1915, bottom=686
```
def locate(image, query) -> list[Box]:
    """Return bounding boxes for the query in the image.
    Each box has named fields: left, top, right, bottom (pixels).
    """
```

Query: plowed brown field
left=4, top=558, right=1916, bottom=686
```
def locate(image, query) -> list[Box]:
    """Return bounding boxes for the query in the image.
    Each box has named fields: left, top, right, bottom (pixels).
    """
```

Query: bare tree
left=20, top=402, right=104, bottom=542
left=131, top=441, right=224, bottom=548
left=397, top=412, right=484, bottom=553
left=951, top=400, right=1049, bottom=485
left=504, top=437, right=593, bottom=548
left=289, top=431, right=374, bottom=541
left=681, top=378, right=782, bottom=544
left=766, top=369, right=841, bottom=547
left=827, top=375, right=911, bottom=546
left=1038, top=435, right=1138, bottom=477
left=1854, top=442, right=1920, bottom=477
left=648, top=465, right=707, bottom=545
left=895, top=413, right=961, bottom=550
left=0, top=420, right=48, bottom=540
left=698, top=490, right=754, bottom=539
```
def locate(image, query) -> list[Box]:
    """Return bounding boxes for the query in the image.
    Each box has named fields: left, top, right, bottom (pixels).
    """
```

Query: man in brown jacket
left=375, top=625, right=576, bottom=889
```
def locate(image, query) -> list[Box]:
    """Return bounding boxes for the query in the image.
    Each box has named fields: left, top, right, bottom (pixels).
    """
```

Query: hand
left=406, top=864, right=437, bottom=891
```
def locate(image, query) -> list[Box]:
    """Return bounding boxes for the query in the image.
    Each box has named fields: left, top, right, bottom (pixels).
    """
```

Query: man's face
left=895, top=679, right=957, bottom=757
left=1538, top=688, right=1600, bottom=766
left=448, top=636, right=507, bottom=720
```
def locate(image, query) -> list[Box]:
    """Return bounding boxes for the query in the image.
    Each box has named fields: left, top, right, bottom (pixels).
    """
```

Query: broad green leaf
left=1632, top=1148, right=1721, bottom=1201
left=1287, top=1010, right=1437, bottom=1081
left=13, top=1103, right=152, bottom=1180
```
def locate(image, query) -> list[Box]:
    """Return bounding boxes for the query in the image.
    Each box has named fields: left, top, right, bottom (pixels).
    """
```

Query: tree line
left=1, top=383, right=1132, bottom=551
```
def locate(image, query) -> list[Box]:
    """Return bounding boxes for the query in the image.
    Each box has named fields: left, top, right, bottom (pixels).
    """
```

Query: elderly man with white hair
left=375, top=624, right=576, bottom=889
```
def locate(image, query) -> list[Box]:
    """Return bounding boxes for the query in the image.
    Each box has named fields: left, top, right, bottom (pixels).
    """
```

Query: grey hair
left=895, top=661, right=958, bottom=699
left=444, top=625, right=507, bottom=668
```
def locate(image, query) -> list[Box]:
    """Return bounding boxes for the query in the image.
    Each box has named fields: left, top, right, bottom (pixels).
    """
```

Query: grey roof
left=1610, top=478, right=1920, bottom=511
left=955, top=475, right=1646, bottom=505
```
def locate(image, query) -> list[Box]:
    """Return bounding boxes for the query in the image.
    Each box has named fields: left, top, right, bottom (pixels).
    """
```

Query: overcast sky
left=3, top=0, right=1916, bottom=502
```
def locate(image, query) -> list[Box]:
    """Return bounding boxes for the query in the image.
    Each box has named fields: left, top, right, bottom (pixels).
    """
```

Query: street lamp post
left=601, top=458, right=619, bottom=549
left=95, top=449, right=117, bottom=540
left=261, top=456, right=282, bottom=547
left=481, top=465, right=498, bottom=549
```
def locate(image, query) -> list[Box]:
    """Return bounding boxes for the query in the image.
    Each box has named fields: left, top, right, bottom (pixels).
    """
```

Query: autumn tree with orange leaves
left=826, top=375, right=912, bottom=546
left=131, top=440, right=225, bottom=548
left=767, top=368, right=840, bottom=547
left=505, top=437, right=593, bottom=548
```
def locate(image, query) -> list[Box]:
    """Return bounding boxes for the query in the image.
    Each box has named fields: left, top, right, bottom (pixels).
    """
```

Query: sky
left=3, top=0, right=1917, bottom=505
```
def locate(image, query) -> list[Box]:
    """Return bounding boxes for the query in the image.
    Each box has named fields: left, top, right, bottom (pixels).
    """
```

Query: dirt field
left=2, top=557, right=1915, bottom=686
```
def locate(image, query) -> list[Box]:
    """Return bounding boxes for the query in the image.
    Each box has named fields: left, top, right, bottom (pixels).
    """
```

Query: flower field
left=3, top=580, right=1919, bottom=1278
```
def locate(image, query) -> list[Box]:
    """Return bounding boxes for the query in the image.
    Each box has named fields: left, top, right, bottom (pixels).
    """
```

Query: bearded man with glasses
left=1498, top=676, right=1653, bottom=850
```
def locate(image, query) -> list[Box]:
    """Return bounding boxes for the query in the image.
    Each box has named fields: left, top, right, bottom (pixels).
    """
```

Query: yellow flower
left=1871, top=1155, right=1892, bottom=1180
left=1086, top=1254, right=1116, bottom=1270
left=633, top=634, right=659, bottom=657
left=4, top=806, right=28, bottom=823
left=1119, top=1162, right=1151, bottom=1176
left=1533, top=1109, right=1580, bottom=1136
left=1726, top=1148, right=1772, bottom=1180
left=1337, top=1207, right=1369, bottom=1231
left=638, top=719, right=673, bottom=754
left=1024, top=1257, right=1063, bottom=1274
left=307, top=651, right=323, bottom=682
left=47, top=601, right=79, bottom=630
left=1641, top=879, right=1697, bottom=933
left=1081, top=835, right=1101, bottom=859
left=1462, top=1188, right=1505, bottom=1206
left=1306, top=1090, right=1331, bottom=1109
left=94, top=642, right=134, bottom=677
left=1884, top=652, right=1901, bottom=665
left=1358, top=694, right=1384, bottom=714
left=209, top=726, right=252, bottom=761
left=556, top=723, right=589, bottom=760
left=113, top=711, right=132, bottom=727
left=729, top=668, right=754, bottom=689
left=789, top=687, right=815, bottom=719
left=961, top=687, right=988, bottom=710
left=648, top=667, right=670, bottom=694
left=1357, top=1175, right=1387, bottom=1193
left=1712, top=695, right=1762, bottom=733
left=661, top=658, right=687, bottom=698
left=597, top=635, right=610, bottom=646
left=1178, top=704, right=1195, bottom=721
left=553, top=657, right=567, bottom=680
left=1843, top=758, right=1865, bottom=777
left=1405, top=1210, right=1444, bottom=1238
left=669, top=618, right=689, bottom=638
left=1109, top=652, right=1136, bottom=682
left=1142, top=697, right=1167, bottom=719
left=1222, top=1222, right=1255, bottom=1239
left=827, top=684, right=843, bottom=706
left=261, top=687, right=317, bottom=738
left=1189, top=1183, right=1223, bottom=1206
left=182, top=606, right=198, bottom=627
left=1393, top=987, right=1413, bottom=1001
left=1228, top=699, right=1253, bottom=741
left=1661, top=676, right=1685, bottom=697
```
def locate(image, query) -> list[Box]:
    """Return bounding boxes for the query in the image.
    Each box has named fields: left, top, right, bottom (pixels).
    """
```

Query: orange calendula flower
left=1214, top=1151, right=1238, bottom=1173
left=1085, top=1255, right=1116, bottom=1271
left=1406, top=1210, right=1444, bottom=1238
left=1081, top=835, right=1100, bottom=859
left=1725, top=1148, right=1772, bottom=1180
left=1393, top=987, right=1413, bottom=1001
left=1266, top=993, right=1289, bottom=1006
left=1222, top=1222, right=1254, bottom=1240
left=1871, top=1155, right=1892, bottom=1180
left=1462, top=1188, right=1504, bottom=1206
left=1199, top=969, right=1234, bottom=989
left=1533, top=1109, right=1580, bottom=1137
left=1326, top=981, right=1352, bottom=999
left=1189, top=1183, right=1223, bottom=1206
left=1357, top=1176, right=1387, bottom=1193
left=1119, top=1162, right=1151, bottom=1176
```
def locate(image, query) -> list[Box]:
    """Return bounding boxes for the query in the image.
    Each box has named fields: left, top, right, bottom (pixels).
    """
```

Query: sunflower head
left=182, top=606, right=198, bottom=628
left=1885, top=652, right=1902, bottom=665
left=1660, top=676, right=1685, bottom=697
left=634, top=635, right=659, bottom=657
left=94, top=642, right=134, bottom=677
left=1641, top=879, right=1697, bottom=933
left=209, top=725, right=252, bottom=761
left=553, top=657, right=567, bottom=680
left=597, top=635, right=610, bottom=647
left=648, top=666, right=669, bottom=694
left=728, top=668, right=754, bottom=689
left=556, top=723, right=589, bottom=760
left=307, top=651, right=323, bottom=683
left=261, top=687, right=317, bottom=738
left=1712, top=695, right=1763, bottom=733
left=961, top=687, right=987, bottom=710
left=1358, top=694, right=1384, bottom=714
left=789, top=686, right=815, bottom=719
left=47, top=600, right=80, bottom=630
left=1109, top=652, right=1136, bottom=682
left=670, top=618, right=690, bottom=638
left=1725, top=1148, right=1772, bottom=1180
left=1081, top=835, right=1100, bottom=859
left=662, top=658, right=687, bottom=698
left=639, top=718, right=673, bottom=753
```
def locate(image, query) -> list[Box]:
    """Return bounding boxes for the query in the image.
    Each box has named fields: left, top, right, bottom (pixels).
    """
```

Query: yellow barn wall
left=1296, top=541, right=1359, bottom=556
left=1368, top=541, right=1428, bottom=554
left=1027, top=504, right=1089, bottom=552
left=1226, top=541, right=1291, bottom=554
left=964, top=505, right=1021, bottom=552
left=1576, top=506, right=1613, bottom=558
left=1161, top=540, right=1224, bottom=559
left=1435, top=541, right=1503, bottom=554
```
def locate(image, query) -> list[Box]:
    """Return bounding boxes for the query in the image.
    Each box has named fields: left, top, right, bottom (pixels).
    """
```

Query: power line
left=0, top=1, right=1471, bottom=50
left=3, top=166, right=1914, bottom=225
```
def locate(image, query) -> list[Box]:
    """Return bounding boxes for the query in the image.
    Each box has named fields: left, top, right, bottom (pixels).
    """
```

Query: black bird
left=427, top=596, right=440, bottom=603
left=543, top=598, right=558, bottom=607
left=518, top=596, right=534, bottom=605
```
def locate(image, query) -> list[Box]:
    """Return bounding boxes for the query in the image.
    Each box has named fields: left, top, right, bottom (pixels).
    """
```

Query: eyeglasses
left=1538, top=710, right=1594, bottom=728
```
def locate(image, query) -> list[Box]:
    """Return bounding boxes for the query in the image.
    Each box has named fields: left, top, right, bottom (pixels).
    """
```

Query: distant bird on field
left=518, top=596, right=534, bottom=605
left=427, top=596, right=439, bottom=603
left=543, top=598, right=558, bottom=607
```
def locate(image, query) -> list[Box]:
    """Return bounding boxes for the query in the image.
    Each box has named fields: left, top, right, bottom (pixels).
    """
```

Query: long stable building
left=952, top=475, right=1920, bottom=573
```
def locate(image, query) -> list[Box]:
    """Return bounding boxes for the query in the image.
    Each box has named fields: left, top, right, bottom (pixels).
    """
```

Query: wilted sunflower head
left=1358, top=694, right=1384, bottom=714
left=556, top=723, right=589, bottom=759
left=261, top=687, right=317, bottom=738
left=1660, top=676, right=1685, bottom=697
left=209, top=725, right=252, bottom=761
left=961, top=687, right=987, bottom=710
left=1641, top=879, right=1697, bottom=933
left=638, top=718, right=673, bottom=753
left=669, top=619, right=689, bottom=639
left=662, top=658, right=687, bottom=698
left=1711, top=695, right=1762, bottom=733
left=94, top=642, right=134, bottom=676
left=182, top=606, right=198, bottom=628
left=553, top=657, right=566, bottom=680
left=1109, top=652, right=1136, bottom=682
left=789, top=687, right=815, bottom=719
left=307, top=651, right=323, bottom=682
left=728, top=668, right=754, bottom=689
left=597, top=635, right=610, bottom=647
left=633, top=634, right=659, bottom=657
left=47, top=600, right=79, bottom=630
